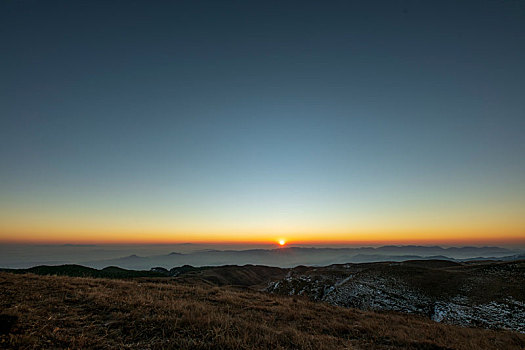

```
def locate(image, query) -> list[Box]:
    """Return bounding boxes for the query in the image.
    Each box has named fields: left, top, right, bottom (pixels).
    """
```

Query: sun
left=278, top=239, right=286, bottom=246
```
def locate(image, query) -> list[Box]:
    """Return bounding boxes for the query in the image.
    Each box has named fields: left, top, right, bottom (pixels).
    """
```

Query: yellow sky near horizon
left=2, top=179, right=524, bottom=245
left=1, top=223, right=523, bottom=245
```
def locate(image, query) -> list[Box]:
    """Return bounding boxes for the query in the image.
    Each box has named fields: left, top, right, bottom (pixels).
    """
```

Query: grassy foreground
left=1, top=272, right=524, bottom=349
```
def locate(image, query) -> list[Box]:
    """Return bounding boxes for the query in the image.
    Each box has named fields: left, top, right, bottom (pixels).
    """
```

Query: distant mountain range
left=83, top=245, right=524, bottom=269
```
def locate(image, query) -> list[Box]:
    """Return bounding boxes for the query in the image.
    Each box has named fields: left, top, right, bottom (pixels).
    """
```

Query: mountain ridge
left=82, top=245, right=523, bottom=270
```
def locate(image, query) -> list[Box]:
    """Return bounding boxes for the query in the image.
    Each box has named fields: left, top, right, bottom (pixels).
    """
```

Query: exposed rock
left=266, top=260, right=525, bottom=333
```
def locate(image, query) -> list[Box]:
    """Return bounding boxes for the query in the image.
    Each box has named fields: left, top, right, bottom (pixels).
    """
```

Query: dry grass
left=0, top=272, right=523, bottom=349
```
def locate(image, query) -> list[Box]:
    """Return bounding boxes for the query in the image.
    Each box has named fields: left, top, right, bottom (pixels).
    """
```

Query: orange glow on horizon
left=0, top=227, right=523, bottom=246
left=2, top=195, right=524, bottom=246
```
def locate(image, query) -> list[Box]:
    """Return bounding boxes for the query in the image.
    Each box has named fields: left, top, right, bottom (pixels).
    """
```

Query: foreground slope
left=1, top=273, right=524, bottom=349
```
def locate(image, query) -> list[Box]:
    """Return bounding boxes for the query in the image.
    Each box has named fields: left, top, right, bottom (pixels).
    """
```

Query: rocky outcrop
left=266, top=260, right=525, bottom=333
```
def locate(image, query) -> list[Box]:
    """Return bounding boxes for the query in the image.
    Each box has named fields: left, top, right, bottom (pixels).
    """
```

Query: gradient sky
left=1, top=0, right=524, bottom=245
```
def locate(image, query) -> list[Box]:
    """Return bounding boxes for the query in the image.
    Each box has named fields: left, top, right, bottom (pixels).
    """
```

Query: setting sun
left=278, top=239, right=286, bottom=246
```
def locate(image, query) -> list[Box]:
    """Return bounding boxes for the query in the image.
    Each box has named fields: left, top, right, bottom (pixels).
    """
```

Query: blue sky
left=1, top=0, right=524, bottom=244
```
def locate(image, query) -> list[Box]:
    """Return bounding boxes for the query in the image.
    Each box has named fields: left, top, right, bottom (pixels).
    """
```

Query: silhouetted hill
left=0, top=264, right=164, bottom=279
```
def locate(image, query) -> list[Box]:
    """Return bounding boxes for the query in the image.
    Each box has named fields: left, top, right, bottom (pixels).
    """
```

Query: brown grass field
left=1, top=272, right=524, bottom=349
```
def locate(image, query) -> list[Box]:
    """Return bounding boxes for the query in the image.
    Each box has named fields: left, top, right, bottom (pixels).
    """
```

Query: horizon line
left=1, top=238, right=524, bottom=247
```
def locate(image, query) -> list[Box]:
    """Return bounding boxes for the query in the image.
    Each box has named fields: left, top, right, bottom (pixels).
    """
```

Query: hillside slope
left=1, top=272, right=524, bottom=349
left=267, top=260, right=525, bottom=332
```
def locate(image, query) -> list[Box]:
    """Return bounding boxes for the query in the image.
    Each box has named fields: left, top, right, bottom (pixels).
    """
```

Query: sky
left=1, top=0, right=524, bottom=245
